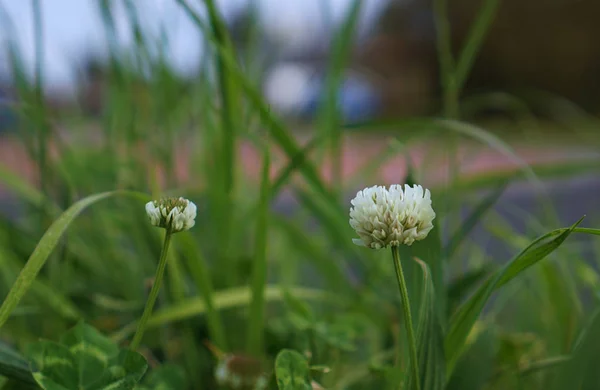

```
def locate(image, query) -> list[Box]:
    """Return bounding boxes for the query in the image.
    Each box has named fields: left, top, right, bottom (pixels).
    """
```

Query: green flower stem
left=130, top=229, right=173, bottom=350
left=391, top=246, right=420, bottom=390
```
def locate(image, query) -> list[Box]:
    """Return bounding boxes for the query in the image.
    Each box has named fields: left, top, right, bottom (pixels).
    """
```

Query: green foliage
left=0, top=191, right=149, bottom=330
left=28, top=322, right=147, bottom=390
left=445, top=218, right=584, bottom=374
left=275, top=350, right=312, bottom=390
left=0, top=342, right=36, bottom=386
left=134, top=365, right=186, bottom=390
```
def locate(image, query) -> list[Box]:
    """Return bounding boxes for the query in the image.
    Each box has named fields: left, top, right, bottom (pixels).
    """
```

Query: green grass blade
left=272, top=216, right=352, bottom=295
left=446, top=266, right=494, bottom=317
left=409, top=258, right=445, bottom=390
left=270, top=136, right=321, bottom=200
left=317, top=0, right=362, bottom=196
left=553, top=309, right=600, bottom=389
left=0, top=191, right=150, bottom=329
left=30, top=279, right=82, bottom=321
left=246, top=147, right=270, bottom=355
left=176, top=231, right=228, bottom=350
left=573, top=227, right=600, bottom=236
left=454, top=0, right=501, bottom=91
left=444, top=179, right=510, bottom=259
left=175, top=0, right=333, bottom=205
left=0, top=164, right=60, bottom=214
left=444, top=217, right=585, bottom=375
left=399, top=215, right=445, bottom=323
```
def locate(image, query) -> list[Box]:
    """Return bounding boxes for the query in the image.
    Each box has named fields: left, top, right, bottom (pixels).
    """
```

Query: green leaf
left=445, top=217, right=585, bottom=376
left=0, top=191, right=150, bottom=329
left=134, top=365, right=186, bottom=390
left=275, top=349, right=312, bottom=390
left=28, top=322, right=147, bottom=390
left=398, top=218, right=444, bottom=325
left=409, top=258, right=445, bottom=390
left=0, top=341, right=36, bottom=386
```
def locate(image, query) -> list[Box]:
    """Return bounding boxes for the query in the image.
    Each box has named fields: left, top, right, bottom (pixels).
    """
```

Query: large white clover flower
left=349, top=184, right=435, bottom=249
left=145, top=197, right=197, bottom=233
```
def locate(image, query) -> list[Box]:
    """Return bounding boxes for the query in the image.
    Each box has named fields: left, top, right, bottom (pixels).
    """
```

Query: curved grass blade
left=445, top=217, right=585, bottom=376
left=0, top=191, right=150, bottom=329
left=110, top=286, right=342, bottom=342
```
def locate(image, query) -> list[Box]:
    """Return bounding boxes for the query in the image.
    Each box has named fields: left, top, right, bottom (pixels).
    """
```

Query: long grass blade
left=0, top=191, right=149, bottom=329
left=246, top=146, right=270, bottom=355
left=445, top=217, right=585, bottom=375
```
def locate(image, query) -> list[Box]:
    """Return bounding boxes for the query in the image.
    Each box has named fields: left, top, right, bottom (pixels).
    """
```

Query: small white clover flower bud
left=349, top=184, right=435, bottom=249
left=145, top=197, right=197, bottom=233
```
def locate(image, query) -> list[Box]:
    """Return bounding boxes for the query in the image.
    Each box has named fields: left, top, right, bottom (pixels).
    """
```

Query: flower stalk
left=349, top=184, right=435, bottom=389
left=392, top=246, right=420, bottom=390
left=131, top=197, right=197, bottom=350
left=130, top=228, right=173, bottom=350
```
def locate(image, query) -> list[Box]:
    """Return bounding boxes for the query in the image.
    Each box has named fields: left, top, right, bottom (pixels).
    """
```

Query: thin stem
left=391, top=246, right=420, bottom=390
left=246, top=147, right=270, bottom=355
left=130, top=229, right=173, bottom=350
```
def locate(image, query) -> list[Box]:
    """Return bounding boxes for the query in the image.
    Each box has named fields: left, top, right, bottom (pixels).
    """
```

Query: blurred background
left=1, top=0, right=599, bottom=227
left=2, top=0, right=600, bottom=118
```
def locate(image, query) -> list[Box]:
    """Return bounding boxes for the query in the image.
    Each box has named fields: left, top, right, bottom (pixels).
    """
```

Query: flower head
left=145, top=197, right=197, bottom=233
left=349, top=184, right=435, bottom=249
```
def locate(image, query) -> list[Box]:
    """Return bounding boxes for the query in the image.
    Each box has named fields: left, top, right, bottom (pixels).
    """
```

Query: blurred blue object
left=300, top=73, right=381, bottom=124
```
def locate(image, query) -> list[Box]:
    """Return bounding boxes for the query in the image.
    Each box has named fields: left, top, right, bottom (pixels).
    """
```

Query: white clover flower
left=349, top=184, right=435, bottom=249
left=145, top=197, right=197, bottom=233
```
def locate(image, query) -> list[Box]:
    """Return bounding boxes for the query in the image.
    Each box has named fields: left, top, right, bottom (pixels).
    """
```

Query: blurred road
left=1, top=134, right=599, bottom=262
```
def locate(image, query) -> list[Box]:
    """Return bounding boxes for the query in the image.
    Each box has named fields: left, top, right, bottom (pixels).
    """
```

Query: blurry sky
left=0, top=0, right=390, bottom=94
